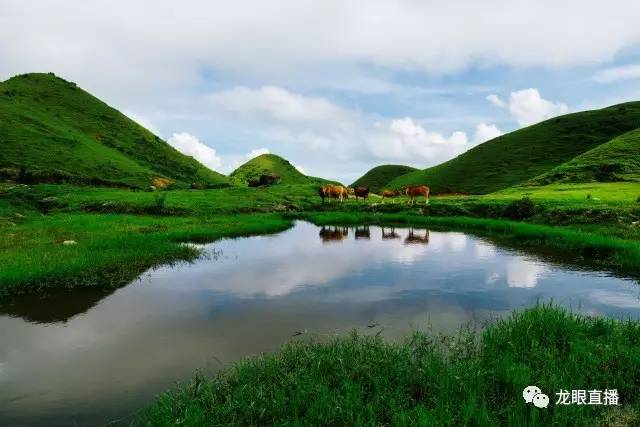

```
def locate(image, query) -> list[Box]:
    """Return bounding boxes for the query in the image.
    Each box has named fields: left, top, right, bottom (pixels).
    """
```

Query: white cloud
left=486, top=94, right=506, bottom=108
left=167, top=132, right=222, bottom=171
left=488, top=88, right=569, bottom=126
left=210, top=86, right=346, bottom=123
left=508, top=88, right=568, bottom=126
left=368, top=117, right=469, bottom=162
left=246, top=148, right=270, bottom=159
left=473, top=123, right=502, bottom=144
left=593, top=64, right=640, bottom=83
left=3, top=1, right=640, bottom=93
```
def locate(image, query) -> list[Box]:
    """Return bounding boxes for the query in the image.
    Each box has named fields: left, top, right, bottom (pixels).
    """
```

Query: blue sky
left=2, top=1, right=640, bottom=182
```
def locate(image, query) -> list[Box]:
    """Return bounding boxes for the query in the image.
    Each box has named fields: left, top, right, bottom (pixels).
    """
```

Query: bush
left=503, top=197, right=536, bottom=220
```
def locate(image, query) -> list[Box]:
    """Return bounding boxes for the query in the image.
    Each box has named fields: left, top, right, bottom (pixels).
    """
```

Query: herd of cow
left=318, top=184, right=430, bottom=205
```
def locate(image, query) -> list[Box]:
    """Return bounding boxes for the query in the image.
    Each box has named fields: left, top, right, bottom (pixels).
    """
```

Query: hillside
left=0, top=73, right=229, bottom=188
left=351, top=164, right=417, bottom=193
left=531, top=128, right=640, bottom=184
left=388, top=102, right=640, bottom=194
left=229, top=153, right=320, bottom=186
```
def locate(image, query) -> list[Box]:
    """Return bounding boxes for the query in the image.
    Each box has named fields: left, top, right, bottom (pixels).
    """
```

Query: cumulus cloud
left=508, top=89, right=568, bottom=126
left=486, top=94, right=506, bottom=108
left=368, top=117, right=469, bottom=162
left=473, top=123, right=502, bottom=144
left=593, top=64, right=640, bottom=83
left=210, top=86, right=346, bottom=123
left=167, top=132, right=222, bottom=171
left=488, top=88, right=568, bottom=126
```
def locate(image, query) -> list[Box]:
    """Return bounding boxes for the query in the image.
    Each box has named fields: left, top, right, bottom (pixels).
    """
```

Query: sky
left=2, top=0, right=640, bottom=183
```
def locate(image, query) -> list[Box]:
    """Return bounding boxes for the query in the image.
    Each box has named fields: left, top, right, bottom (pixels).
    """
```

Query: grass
left=229, top=153, right=327, bottom=186
left=134, top=304, right=640, bottom=426
left=388, top=102, right=640, bottom=194
left=532, top=128, right=640, bottom=185
left=0, top=212, right=291, bottom=298
left=0, top=73, right=228, bottom=188
left=351, top=164, right=417, bottom=193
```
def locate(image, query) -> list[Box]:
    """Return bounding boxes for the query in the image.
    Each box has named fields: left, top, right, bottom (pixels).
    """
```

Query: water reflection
left=1, top=221, right=639, bottom=426
left=319, top=226, right=348, bottom=243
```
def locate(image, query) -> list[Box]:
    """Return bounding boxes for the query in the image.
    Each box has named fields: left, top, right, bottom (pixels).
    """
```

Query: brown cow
left=353, top=186, right=370, bottom=202
left=405, top=185, right=430, bottom=205
left=380, top=189, right=399, bottom=203
left=318, top=185, right=349, bottom=203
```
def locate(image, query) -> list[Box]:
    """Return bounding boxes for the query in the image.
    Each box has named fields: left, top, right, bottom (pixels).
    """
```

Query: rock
left=147, top=185, right=157, bottom=192
left=40, top=196, right=58, bottom=203
left=62, top=240, right=77, bottom=245
left=190, top=182, right=204, bottom=190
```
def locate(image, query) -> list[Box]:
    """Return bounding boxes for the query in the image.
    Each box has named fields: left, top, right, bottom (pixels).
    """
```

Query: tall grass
left=134, top=304, right=640, bottom=426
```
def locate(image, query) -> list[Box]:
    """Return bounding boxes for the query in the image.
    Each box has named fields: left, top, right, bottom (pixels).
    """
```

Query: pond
left=1, top=221, right=639, bottom=425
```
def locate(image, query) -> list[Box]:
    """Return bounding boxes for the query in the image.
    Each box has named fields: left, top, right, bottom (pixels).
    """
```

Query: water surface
left=1, top=221, right=639, bottom=425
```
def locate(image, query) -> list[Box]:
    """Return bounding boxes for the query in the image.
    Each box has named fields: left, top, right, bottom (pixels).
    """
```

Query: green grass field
left=0, top=73, right=228, bottom=188
left=134, top=304, right=640, bottom=426
left=388, top=102, right=640, bottom=194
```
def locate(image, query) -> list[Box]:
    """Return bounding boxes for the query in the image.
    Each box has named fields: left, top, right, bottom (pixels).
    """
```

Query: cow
left=318, top=185, right=349, bottom=203
left=380, top=189, right=399, bottom=203
left=405, top=185, right=430, bottom=205
left=353, top=186, right=370, bottom=202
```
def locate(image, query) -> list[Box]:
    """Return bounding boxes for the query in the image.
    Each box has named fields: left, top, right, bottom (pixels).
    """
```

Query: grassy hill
left=388, top=102, right=640, bottom=194
left=0, top=73, right=229, bottom=188
left=351, top=164, right=417, bottom=193
left=230, top=153, right=320, bottom=185
left=531, top=128, right=640, bottom=184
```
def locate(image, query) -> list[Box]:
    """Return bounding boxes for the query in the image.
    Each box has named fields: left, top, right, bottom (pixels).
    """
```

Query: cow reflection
left=381, top=227, right=400, bottom=240
left=354, top=226, right=371, bottom=240
left=404, top=228, right=430, bottom=245
left=319, top=226, right=349, bottom=243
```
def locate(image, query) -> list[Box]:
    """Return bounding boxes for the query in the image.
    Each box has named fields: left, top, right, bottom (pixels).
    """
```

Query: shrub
left=503, top=197, right=536, bottom=220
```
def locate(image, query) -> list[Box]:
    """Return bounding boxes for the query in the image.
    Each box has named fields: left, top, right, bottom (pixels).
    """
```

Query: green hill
left=531, top=128, right=640, bottom=184
left=388, top=102, right=640, bottom=194
left=351, top=164, right=417, bottom=193
left=229, top=153, right=316, bottom=185
left=0, top=73, right=229, bottom=188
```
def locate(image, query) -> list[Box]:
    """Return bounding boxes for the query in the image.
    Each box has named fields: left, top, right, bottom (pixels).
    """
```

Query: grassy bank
left=135, top=304, right=640, bottom=426
left=0, top=212, right=291, bottom=298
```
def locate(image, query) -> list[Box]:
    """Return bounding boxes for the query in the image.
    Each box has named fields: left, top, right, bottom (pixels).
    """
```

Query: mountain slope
left=389, top=102, right=640, bottom=194
left=351, top=164, right=417, bottom=193
left=0, top=73, right=229, bottom=188
left=229, top=154, right=313, bottom=185
left=531, top=128, right=640, bottom=184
